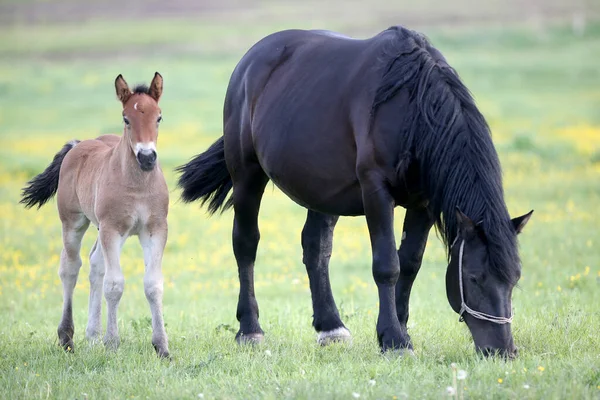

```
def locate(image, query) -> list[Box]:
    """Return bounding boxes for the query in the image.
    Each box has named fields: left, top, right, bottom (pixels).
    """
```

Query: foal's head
left=446, top=208, right=533, bottom=358
left=115, top=73, right=163, bottom=171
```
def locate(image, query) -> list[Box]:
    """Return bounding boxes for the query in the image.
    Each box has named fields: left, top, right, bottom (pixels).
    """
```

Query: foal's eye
left=157, top=116, right=163, bottom=123
left=123, top=116, right=130, bottom=125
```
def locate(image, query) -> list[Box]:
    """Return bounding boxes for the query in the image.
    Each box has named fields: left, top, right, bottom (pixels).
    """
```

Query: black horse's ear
left=455, top=207, right=476, bottom=239
left=511, top=210, right=533, bottom=234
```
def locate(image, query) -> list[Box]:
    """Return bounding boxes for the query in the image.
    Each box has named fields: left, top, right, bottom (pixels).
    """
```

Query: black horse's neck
left=371, top=26, right=520, bottom=284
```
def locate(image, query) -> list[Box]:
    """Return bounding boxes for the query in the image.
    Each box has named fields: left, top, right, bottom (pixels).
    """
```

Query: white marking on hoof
left=383, top=348, right=415, bottom=358
left=317, top=327, right=352, bottom=346
left=236, top=332, right=264, bottom=345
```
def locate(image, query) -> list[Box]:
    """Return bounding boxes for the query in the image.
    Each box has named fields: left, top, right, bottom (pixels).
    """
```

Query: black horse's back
left=224, top=29, right=391, bottom=215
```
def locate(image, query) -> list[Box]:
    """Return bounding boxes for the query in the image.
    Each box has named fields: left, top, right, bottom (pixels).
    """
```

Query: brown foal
left=21, top=73, right=170, bottom=357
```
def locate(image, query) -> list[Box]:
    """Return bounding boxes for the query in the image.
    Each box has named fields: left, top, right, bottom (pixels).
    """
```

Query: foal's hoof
left=317, top=327, right=352, bottom=346
left=153, top=343, right=171, bottom=359
left=58, top=326, right=74, bottom=352
left=59, top=339, right=74, bottom=353
left=103, top=335, right=120, bottom=351
left=235, top=332, right=264, bottom=345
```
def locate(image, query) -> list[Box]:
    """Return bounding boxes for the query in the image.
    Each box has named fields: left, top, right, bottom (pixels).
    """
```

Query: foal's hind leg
left=232, top=165, right=269, bottom=344
left=99, top=227, right=126, bottom=350
left=395, top=208, right=434, bottom=350
left=86, top=238, right=104, bottom=341
left=57, top=214, right=90, bottom=351
left=139, top=221, right=169, bottom=358
left=301, top=210, right=351, bottom=345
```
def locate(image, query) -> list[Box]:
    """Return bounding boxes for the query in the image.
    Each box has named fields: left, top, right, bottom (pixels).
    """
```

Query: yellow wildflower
left=538, top=366, right=545, bottom=372
left=497, top=378, right=503, bottom=384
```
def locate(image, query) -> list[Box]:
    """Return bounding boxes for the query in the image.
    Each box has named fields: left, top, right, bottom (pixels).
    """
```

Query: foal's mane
left=133, top=84, right=150, bottom=94
left=371, top=26, right=519, bottom=284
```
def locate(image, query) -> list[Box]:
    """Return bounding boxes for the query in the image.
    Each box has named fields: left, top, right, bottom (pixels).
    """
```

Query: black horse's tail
left=176, top=136, right=233, bottom=214
left=20, top=140, right=80, bottom=209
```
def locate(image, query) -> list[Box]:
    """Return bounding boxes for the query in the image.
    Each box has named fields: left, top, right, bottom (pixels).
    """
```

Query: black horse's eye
left=123, top=116, right=130, bottom=125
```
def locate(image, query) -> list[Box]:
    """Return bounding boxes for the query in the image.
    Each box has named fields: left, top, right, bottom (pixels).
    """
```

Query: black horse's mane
left=371, top=26, right=519, bottom=284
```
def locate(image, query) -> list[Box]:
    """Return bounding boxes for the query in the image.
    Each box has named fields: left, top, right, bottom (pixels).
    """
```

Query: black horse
left=177, top=26, right=533, bottom=357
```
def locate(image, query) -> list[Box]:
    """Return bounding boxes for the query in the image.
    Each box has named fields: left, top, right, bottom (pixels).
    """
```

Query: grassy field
left=1, top=3, right=600, bottom=399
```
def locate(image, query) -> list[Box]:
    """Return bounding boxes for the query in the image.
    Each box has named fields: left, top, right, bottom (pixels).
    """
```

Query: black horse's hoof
left=236, top=332, right=264, bottom=345
left=317, top=327, right=352, bottom=346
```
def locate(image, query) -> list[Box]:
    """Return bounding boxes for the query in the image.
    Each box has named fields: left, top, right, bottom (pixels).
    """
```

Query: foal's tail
left=175, top=136, right=233, bottom=214
left=20, top=140, right=80, bottom=209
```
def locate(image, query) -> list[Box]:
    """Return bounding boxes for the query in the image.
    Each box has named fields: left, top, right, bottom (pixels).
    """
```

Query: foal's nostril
left=137, top=150, right=157, bottom=171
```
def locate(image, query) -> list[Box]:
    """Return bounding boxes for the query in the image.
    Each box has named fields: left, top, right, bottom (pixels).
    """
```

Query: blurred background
left=1, top=1, right=599, bottom=398
left=2, top=0, right=600, bottom=366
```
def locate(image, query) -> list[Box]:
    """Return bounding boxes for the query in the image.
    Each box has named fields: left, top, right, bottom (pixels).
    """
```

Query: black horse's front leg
left=360, top=177, right=402, bottom=351
left=301, top=210, right=350, bottom=344
left=395, top=207, right=434, bottom=349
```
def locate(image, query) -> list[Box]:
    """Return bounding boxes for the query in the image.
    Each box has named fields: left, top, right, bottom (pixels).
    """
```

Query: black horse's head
left=446, top=208, right=533, bottom=358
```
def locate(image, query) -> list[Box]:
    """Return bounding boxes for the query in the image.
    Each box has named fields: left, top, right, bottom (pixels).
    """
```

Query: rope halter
left=456, top=239, right=513, bottom=325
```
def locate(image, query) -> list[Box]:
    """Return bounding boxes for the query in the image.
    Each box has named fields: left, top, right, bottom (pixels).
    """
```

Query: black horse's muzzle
left=137, top=149, right=157, bottom=171
left=477, top=345, right=518, bottom=359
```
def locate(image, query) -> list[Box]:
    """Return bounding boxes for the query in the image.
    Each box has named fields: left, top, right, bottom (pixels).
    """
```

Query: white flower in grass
left=523, top=384, right=530, bottom=389
left=457, top=370, right=467, bottom=380
left=197, top=394, right=204, bottom=398
left=446, top=386, right=456, bottom=396
left=265, top=350, right=272, bottom=356
left=368, top=379, right=376, bottom=386
left=352, top=392, right=361, bottom=398
left=450, top=363, right=457, bottom=370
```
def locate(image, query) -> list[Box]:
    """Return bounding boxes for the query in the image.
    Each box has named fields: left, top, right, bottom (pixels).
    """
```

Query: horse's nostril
left=137, top=150, right=157, bottom=171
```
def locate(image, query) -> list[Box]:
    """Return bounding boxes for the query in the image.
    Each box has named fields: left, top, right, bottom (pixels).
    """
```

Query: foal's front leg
left=99, top=227, right=126, bottom=350
left=359, top=176, right=402, bottom=351
left=139, top=221, right=170, bottom=358
left=395, top=207, right=434, bottom=350
left=301, top=210, right=351, bottom=344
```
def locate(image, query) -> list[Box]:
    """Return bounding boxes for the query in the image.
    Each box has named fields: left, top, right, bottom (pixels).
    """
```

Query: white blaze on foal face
left=121, top=94, right=162, bottom=171
left=135, top=141, right=157, bottom=157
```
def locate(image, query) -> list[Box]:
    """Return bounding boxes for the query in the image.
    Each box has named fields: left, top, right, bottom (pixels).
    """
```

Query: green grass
left=1, top=8, right=600, bottom=400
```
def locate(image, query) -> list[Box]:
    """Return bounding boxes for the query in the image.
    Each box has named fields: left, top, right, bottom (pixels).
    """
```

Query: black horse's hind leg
left=360, top=178, right=403, bottom=351
left=395, top=207, right=434, bottom=349
left=232, top=165, right=269, bottom=344
left=301, top=210, right=351, bottom=345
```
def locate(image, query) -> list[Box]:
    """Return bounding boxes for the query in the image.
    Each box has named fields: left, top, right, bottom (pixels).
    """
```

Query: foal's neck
left=112, top=133, right=158, bottom=184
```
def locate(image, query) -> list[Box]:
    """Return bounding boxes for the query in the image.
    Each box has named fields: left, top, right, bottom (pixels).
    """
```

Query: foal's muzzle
left=137, top=149, right=157, bottom=171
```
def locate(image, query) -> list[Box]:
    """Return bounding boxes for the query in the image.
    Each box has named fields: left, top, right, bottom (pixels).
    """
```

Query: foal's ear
left=511, top=210, right=534, bottom=234
left=115, top=74, right=132, bottom=105
left=148, top=72, right=163, bottom=102
left=455, top=207, right=476, bottom=239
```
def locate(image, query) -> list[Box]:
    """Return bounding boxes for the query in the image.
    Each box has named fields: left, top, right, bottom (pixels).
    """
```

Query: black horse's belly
left=254, top=129, right=365, bottom=216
